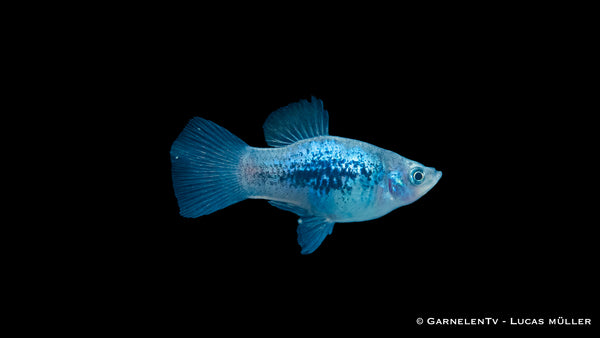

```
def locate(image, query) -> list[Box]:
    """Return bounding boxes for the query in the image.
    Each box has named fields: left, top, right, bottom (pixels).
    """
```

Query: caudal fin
left=171, top=117, right=249, bottom=217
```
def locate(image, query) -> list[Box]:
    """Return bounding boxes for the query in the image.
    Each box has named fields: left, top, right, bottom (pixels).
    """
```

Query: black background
left=85, top=8, right=596, bottom=334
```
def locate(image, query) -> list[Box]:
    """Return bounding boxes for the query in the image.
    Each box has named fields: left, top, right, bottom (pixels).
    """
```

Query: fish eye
left=410, top=167, right=425, bottom=185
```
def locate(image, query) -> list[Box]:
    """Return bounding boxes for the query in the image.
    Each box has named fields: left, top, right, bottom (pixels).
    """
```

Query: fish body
left=242, top=136, right=390, bottom=223
left=171, top=97, right=442, bottom=254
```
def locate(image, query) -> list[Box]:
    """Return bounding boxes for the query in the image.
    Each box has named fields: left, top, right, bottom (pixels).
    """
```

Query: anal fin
left=268, top=200, right=335, bottom=254
left=297, top=216, right=335, bottom=255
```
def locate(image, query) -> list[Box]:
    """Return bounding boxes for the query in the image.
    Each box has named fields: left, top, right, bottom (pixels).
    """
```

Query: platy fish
left=171, top=97, right=442, bottom=254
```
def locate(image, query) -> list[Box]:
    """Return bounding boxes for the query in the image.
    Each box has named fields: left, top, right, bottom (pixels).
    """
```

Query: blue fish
left=171, top=97, right=442, bottom=254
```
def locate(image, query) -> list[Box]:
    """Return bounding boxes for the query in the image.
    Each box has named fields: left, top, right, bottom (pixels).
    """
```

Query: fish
left=171, top=97, right=442, bottom=254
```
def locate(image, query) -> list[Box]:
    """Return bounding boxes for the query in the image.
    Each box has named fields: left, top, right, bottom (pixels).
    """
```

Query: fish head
left=381, top=152, right=442, bottom=209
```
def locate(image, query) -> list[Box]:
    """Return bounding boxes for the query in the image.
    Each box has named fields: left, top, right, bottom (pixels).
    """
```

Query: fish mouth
left=433, top=170, right=443, bottom=187
left=423, top=169, right=442, bottom=194
left=409, top=169, right=442, bottom=204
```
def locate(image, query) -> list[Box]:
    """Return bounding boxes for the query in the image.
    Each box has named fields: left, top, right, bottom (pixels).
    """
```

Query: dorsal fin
left=263, top=97, right=329, bottom=147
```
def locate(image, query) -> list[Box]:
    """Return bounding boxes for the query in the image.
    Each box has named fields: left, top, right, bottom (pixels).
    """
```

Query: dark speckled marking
left=281, top=158, right=360, bottom=194
left=278, top=148, right=383, bottom=196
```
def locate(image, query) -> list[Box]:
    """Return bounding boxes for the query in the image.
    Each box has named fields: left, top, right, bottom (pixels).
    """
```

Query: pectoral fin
left=297, top=217, right=335, bottom=255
